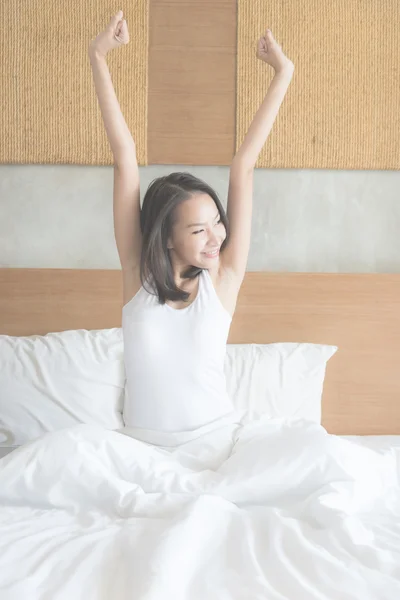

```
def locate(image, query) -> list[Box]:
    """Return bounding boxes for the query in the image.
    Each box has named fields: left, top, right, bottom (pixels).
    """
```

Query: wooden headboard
left=1, top=268, right=399, bottom=436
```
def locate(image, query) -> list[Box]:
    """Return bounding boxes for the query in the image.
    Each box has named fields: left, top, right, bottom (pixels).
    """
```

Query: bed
left=0, top=268, right=400, bottom=599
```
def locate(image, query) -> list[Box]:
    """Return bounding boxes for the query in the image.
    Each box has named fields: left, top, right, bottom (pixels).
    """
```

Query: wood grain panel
left=0, top=269, right=123, bottom=336
left=229, top=273, right=400, bottom=435
left=1, top=269, right=400, bottom=435
left=148, top=0, right=237, bottom=165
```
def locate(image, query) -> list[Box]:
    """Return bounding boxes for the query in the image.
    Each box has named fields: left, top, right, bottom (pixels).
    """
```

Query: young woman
left=89, top=11, right=294, bottom=434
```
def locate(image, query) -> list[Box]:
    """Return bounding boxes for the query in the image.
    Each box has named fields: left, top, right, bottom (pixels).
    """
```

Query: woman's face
left=167, top=194, right=227, bottom=272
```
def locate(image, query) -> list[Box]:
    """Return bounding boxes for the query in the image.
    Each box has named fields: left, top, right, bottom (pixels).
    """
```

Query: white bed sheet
left=0, top=413, right=399, bottom=600
left=2, top=432, right=399, bottom=458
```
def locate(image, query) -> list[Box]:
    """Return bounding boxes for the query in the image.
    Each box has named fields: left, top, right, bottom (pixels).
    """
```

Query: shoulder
left=206, top=264, right=243, bottom=317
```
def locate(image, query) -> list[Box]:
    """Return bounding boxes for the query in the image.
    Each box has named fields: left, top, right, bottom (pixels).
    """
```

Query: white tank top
left=122, top=268, right=235, bottom=433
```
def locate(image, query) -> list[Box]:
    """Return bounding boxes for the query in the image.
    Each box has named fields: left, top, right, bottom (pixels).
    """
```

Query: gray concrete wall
left=1, top=164, right=399, bottom=272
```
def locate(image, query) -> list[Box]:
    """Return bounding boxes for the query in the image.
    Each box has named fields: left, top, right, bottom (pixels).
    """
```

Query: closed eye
left=192, top=218, right=221, bottom=235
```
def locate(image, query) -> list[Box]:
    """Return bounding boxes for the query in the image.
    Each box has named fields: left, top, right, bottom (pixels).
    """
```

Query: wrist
left=274, top=61, right=294, bottom=78
left=88, top=45, right=107, bottom=61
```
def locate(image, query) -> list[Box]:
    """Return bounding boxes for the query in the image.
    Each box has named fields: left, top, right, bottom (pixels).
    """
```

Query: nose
left=208, top=230, right=219, bottom=245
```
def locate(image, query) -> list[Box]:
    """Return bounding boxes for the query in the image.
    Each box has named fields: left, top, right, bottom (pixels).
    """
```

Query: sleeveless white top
left=122, top=268, right=235, bottom=433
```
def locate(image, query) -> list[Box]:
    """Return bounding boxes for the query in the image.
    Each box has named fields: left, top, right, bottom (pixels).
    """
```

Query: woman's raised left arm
left=220, top=30, right=294, bottom=281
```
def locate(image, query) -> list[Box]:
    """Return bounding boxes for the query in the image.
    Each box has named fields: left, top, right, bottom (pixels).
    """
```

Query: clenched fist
left=89, top=10, right=129, bottom=58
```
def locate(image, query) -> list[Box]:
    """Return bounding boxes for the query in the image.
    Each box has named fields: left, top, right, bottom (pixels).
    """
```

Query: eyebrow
left=187, top=211, right=220, bottom=228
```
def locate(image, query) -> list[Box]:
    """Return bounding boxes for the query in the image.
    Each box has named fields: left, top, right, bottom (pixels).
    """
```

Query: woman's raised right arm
left=89, top=12, right=142, bottom=278
left=88, top=48, right=136, bottom=164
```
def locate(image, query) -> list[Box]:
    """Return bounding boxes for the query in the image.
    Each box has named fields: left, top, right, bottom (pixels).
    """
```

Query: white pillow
left=0, top=326, right=336, bottom=448
left=224, top=343, right=337, bottom=423
left=0, top=328, right=125, bottom=447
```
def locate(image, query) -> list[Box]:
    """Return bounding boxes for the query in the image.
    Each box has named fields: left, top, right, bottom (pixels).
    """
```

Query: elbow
left=231, top=154, right=255, bottom=175
left=232, top=150, right=255, bottom=171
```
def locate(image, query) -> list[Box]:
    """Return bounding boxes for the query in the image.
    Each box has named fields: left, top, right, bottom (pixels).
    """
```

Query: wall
left=1, top=164, right=399, bottom=273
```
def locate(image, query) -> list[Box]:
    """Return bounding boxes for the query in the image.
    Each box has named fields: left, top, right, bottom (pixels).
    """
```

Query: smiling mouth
left=203, top=248, right=220, bottom=258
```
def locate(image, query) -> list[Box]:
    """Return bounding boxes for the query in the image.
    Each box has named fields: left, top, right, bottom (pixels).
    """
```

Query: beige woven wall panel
left=237, top=0, right=400, bottom=170
left=1, top=1, right=148, bottom=166
left=3, top=1, right=396, bottom=169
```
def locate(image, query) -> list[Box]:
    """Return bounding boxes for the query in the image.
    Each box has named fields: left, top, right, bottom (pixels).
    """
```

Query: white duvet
left=0, top=413, right=399, bottom=600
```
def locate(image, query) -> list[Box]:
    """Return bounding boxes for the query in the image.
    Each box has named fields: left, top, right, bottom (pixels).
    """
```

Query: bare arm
left=88, top=12, right=142, bottom=275
left=88, top=49, right=136, bottom=164
left=234, top=68, right=294, bottom=169
left=234, top=28, right=294, bottom=169
left=221, top=30, right=294, bottom=281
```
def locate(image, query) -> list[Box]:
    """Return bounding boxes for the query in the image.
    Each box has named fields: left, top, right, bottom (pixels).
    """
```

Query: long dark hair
left=139, top=172, right=230, bottom=304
